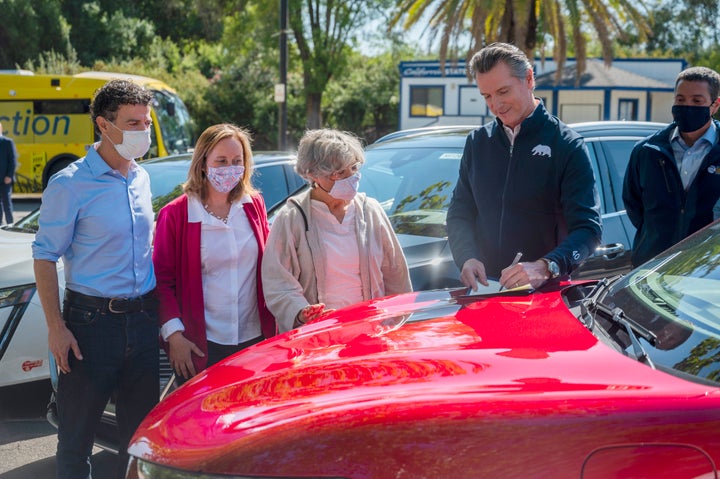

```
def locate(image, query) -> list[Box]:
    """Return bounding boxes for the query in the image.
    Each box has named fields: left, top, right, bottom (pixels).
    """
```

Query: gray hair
left=468, top=42, right=533, bottom=81
left=295, top=129, right=365, bottom=181
left=675, top=66, right=720, bottom=101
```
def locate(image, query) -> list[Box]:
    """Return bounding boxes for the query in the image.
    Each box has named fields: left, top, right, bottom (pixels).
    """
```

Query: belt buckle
left=108, top=298, right=127, bottom=314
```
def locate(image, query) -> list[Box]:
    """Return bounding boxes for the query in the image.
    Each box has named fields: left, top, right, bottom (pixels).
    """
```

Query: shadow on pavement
left=0, top=451, right=117, bottom=479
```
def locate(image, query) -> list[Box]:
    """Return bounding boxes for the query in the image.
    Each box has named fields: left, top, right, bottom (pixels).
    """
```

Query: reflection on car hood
left=0, top=229, right=35, bottom=288
left=129, top=287, right=707, bottom=472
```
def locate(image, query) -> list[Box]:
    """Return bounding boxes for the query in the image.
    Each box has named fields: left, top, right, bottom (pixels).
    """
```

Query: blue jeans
left=56, top=300, right=159, bottom=479
left=0, top=181, right=11, bottom=225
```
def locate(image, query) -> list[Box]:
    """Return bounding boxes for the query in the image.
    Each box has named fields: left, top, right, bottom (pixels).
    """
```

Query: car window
left=584, top=142, right=607, bottom=214
left=361, top=146, right=462, bottom=238
left=599, top=139, right=640, bottom=212
left=254, top=164, right=290, bottom=211
left=143, top=161, right=190, bottom=213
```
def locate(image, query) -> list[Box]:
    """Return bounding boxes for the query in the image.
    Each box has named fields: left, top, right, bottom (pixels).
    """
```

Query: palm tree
left=390, top=0, right=652, bottom=85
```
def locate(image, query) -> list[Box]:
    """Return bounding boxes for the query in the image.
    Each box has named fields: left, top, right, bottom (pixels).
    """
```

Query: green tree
left=289, top=0, right=380, bottom=128
left=324, top=50, right=405, bottom=141
left=389, top=0, right=652, bottom=85
left=641, top=0, right=719, bottom=57
left=0, top=0, right=73, bottom=68
left=56, top=1, right=158, bottom=65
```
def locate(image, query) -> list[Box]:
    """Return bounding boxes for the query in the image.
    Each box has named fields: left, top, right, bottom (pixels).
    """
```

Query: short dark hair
left=468, top=42, right=533, bottom=80
left=675, top=67, right=720, bottom=101
left=90, top=79, right=154, bottom=128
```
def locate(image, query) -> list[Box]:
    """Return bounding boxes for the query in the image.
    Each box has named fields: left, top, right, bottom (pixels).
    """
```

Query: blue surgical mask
left=329, top=172, right=361, bottom=201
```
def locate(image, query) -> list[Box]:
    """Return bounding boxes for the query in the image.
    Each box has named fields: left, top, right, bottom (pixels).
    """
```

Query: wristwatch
left=541, top=258, right=560, bottom=279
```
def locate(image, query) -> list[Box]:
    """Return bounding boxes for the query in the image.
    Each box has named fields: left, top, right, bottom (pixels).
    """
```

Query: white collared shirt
left=160, top=195, right=261, bottom=344
left=671, top=125, right=718, bottom=190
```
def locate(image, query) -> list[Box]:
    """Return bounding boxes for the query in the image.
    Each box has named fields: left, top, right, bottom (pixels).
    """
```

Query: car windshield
left=599, top=220, right=720, bottom=384
left=152, top=90, right=194, bottom=155
left=141, top=159, right=192, bottom=213
left=2, top=208, right=40, bottom=233
left=361, top=144, right=462, bottom=238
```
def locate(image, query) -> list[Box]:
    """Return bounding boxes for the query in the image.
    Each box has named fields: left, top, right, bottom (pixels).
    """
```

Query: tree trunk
left=305, top=92, right=323, bottom=129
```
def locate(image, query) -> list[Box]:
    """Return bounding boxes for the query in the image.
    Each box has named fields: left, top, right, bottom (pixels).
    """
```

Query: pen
left=498, top=252, right=523, bottom=292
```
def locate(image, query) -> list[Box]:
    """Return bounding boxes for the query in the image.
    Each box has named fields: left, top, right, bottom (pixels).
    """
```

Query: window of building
left=618, top=99, right=638, bottom=121
left=410, top=86, right=444, bottom=117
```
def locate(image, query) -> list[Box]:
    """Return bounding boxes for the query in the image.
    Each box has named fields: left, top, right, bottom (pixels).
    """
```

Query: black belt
left=64, top=289, right=157, bottom=314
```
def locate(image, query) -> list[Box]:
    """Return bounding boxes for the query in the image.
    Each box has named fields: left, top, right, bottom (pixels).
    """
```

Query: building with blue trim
left=399, top=58, right=687, bottom=130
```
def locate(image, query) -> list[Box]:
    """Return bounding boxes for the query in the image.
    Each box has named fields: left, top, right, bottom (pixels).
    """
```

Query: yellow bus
left=0, top=71, right=194, bottom=194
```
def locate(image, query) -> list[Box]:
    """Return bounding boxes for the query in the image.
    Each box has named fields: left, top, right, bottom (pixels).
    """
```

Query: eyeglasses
left=330, top=162, right=361, bottom=179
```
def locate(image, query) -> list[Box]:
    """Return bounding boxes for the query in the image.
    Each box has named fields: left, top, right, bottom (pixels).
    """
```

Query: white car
left=0, top=211, right=62, bottom=387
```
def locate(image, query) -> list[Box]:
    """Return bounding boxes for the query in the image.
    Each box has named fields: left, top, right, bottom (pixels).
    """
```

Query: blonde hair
left=295, top=129, right=365, bottom=182
left=184, top=123, right=257, bottom=203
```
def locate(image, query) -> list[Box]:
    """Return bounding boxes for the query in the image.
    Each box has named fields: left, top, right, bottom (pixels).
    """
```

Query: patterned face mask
left=206, top=165, right=245, bottom=193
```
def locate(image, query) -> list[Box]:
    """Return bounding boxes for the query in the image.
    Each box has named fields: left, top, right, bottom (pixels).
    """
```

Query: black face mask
left=672, top=105, right=711, bottom=133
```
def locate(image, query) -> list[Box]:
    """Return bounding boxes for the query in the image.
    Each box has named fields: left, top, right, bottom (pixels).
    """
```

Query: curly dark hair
left=90, top=79, right=154, bottom=132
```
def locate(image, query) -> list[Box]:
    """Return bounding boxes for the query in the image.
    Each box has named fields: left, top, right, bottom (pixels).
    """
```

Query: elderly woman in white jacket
left=262, top=129, right=412, bottom=332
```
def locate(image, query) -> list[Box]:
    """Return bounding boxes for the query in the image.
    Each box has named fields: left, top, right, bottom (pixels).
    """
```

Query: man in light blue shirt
left=623, top=66, right=720, bottom=267
left=32, top=79, right=159, bottom=479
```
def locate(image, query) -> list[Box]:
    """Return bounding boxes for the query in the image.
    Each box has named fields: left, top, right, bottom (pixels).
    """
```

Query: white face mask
left=107, top=121, right=152, bottom=160
left=329, top=172, right=361, bottom=201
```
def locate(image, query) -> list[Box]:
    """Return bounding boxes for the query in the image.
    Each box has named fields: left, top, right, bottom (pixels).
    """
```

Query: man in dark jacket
left=0, top=122, right=18, bottom=225
left=447, top=42, right=602, bottom=292
left=623, top=66, right=720, bottom=267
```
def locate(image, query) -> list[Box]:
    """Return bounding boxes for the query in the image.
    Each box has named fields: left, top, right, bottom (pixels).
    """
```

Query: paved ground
left=0, top=380, right=116, bottom=478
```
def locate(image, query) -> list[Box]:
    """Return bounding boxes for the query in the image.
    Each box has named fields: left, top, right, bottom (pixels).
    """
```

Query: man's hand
left=499, top=260, right=550, bottom=290
left=3, top=176, right=10, bottom=185
left=48, top=323, right=82, bottom=374
left=167, top=332, right=204, bottom=379
left=460, top=258, right=488, bottom=290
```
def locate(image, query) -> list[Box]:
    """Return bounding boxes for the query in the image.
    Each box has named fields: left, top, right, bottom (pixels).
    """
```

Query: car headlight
left=0, top=283, right=35, bottom=309
left=128, top=457, right=347, bottom=479
left=0, top=284, right=36, bottom=357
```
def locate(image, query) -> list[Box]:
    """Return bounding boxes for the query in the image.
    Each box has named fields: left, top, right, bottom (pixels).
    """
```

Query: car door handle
left=595, top=243, right=625, bottom=257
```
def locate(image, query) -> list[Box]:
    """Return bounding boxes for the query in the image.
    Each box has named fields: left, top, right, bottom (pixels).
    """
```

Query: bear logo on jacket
left=531, top=144, right=552, bottom=157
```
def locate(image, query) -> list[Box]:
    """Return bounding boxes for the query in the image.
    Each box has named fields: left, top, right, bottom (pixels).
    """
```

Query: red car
left=127, top=221, right=720, bottom=479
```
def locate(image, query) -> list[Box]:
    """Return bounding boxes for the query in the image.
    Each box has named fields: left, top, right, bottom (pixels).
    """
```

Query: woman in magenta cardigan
left=153, top=124, right=276, bottom=382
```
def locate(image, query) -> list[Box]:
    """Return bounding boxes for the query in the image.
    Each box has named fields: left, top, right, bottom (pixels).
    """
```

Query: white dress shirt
left=159, top=194, right=261, bottom=344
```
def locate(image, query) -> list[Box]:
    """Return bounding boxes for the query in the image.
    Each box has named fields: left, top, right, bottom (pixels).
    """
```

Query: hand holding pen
left=498, top=252, right=523, bottom=292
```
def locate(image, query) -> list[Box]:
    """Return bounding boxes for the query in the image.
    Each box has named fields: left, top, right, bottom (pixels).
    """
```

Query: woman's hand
left=167, top=332, right=204, bottom=379
left=295, top=303, right=334, bottom=327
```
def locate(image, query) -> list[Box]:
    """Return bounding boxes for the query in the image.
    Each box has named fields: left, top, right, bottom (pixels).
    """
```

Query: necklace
left=204, top=204, right=229, bottom=224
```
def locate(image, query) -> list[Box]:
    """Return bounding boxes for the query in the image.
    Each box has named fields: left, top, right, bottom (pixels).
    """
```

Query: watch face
left=544, top=258, right=559, bottom=278
left=549, top=261, right=560, bottom=277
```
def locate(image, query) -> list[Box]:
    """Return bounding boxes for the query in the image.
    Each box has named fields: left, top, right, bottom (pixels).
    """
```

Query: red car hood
left=129, top=286, right=720, bottom=475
